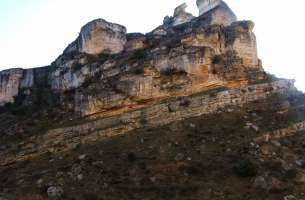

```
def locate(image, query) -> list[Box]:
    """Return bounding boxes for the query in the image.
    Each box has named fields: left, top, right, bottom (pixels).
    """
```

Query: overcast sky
left=0, top=0, right=304, bottom=91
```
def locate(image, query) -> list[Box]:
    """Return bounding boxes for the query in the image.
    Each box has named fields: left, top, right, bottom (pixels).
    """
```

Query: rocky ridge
left=0, top=1, right=305, bottom=200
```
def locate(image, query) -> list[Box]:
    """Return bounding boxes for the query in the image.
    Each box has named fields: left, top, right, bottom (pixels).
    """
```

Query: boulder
left=197, top=0, right=222, bottom=16
left=47, top=186, right=64, bottom=198
left=172, top=3, right=194, bottom=26
left=196, top=0, right=237, bottom=26
left=65, top=19, right=127, bottom=55
left=160, top=3, right=194, bottom=28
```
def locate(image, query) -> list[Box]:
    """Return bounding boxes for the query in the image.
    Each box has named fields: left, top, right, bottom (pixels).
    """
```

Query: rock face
left=163, top=3, right=195, bottom=27
left=0, top=1, right=259, bottom=110
left=197, top=0, right=222, bottom=15
left=0, top=67, right=51, bottom=105
left=0, top=79, right=297, bottom=166
left=125, top=33, right=147, bottom=52
left=0, top=69, right=23, bottom=105
left=196, top=0, right=237, bottom=26
left=228, top=21, right=259, bottom=68
left=0, top=68, right=35, bottom=105
left=65, top=19, right=127, bottom=55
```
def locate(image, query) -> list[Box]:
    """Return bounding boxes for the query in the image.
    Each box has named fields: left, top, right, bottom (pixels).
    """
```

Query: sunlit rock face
left=0, top=69, right=23, bottom=105
left=0, top=1, right=262, bottom=112
left=196, top=0, right=237, bottom=26
left=65, top=19, right=127, bottom=55
left=79, top=19, right=127, bottom=55
left=0, top=68, right=35, bottom=105
left=227, top=21, right=259, bottom=68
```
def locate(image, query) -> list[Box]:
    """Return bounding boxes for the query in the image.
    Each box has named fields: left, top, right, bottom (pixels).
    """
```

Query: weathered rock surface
left=125, top=33, right=147, bottom=52
left=0, top=79, right=296, bottom=165
left=47, top=186, right=64, bottom=197
left=0, top=69, right=24, bottom=105
left=197, top=0, right=222, bottom=15
left=0, top=67, right=45, bottom=105
left=196, top=0, right=236, bottom=26
left=163, top=3, right=195, bottom=27
left=65, top=18, right=127, bottom=55
left=0, top=1, right=254, bottom=108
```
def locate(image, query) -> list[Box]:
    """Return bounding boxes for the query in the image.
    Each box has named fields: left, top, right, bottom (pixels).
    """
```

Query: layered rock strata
left=0, top=80, right=296, bottom=166
left=0, top=1, right=254, bottom=111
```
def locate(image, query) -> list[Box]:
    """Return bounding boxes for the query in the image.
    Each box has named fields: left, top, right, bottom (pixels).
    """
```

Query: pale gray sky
left=0, top=0, right=304, bottom=90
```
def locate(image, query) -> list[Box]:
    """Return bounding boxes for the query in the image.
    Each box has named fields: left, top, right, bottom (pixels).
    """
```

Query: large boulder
left=196, top=0, right=237, bottom=26
left=171, top=3, right=194, bottom=26
left=65, top=19, right=127, bottom=55
left=197, top=0, right=222, bottom=15
left=161, top=3, right=194, bottom=29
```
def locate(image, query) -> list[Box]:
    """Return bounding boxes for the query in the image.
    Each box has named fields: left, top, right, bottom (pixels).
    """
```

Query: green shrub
left=234, top=159, right=257, bottom=177
left=5, top=82, right=60, bottom=117
left=127, top=152, right=137, bottom=163
left=212, top=55, right=223, bottom=64
left=72, top=62, right=83, bottom=71
left=133, top=66, right=145, bottom=75
left=131, top=49, right=146, bottom=60
left=98, top=52, right=111, bottom=63
left=161, top=67, right=186, bottom=76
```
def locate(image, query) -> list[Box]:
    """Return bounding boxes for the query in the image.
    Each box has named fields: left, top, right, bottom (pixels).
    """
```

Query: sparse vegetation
left=212, top=55, right=223, bottom=64
left=132, top=66, right=145, bottom=74
left=179, top=98, right=191, bottom=107
left=161, top=67, right=187, bottom=76
left=234, top=160, right=257, bottom=177
left=131, top=49, right=146, bottom=60
left=127, top=152, right=137, bottom=163
left=72, top=62, right=83, bottom=71
left=98, top=50, right=112, bottom=63
left=3, top=82, right=60, bottom=118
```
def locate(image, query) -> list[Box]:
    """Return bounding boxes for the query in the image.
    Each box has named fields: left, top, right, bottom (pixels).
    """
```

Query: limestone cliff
left=0, top=1, right=258, bottom=110
left=0, top=2, right=304, bottom=199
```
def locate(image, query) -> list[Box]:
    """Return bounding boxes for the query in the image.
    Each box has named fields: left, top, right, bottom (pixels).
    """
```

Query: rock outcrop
left=0, top=69, right=24, bottom=105
left=0, top=67, right=51, bottom=105
left=0, top=1, right=260, bottom=112
left=196, top=0, right=237, bottom=26
left=197, top=0, right=222, bottom=15
left=163, top=3, right=194, bottom=27
left=65, top=19, right=127, bottom=55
